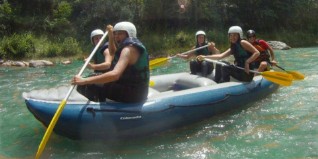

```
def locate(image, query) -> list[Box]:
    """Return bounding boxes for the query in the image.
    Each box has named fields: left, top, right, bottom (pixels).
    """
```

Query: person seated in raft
left=76, top=29, right=114, bottom=97
left=246, top=29, right=278, bottom=72
left=176, top=30, right=220, bottom=77
left=197, top=26, right=260, bottom=83
left=86, top=29, right=113, bottom=75
left=72, top=21, right=150, bottom=103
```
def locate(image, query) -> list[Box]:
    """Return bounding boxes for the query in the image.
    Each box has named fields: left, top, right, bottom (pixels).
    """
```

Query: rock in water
left=267, top=41, right=291, bottom=50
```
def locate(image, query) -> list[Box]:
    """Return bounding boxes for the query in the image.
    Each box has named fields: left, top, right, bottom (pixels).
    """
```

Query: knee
left=190, top=60, right=197, bottom=68
left=190, top=60, right=198, bottom=74
left=260, top=62, right=267, bottom=67
left=221, top=65, right=230, bottom=72
left=203, top=61, right=214, bottom=68
left=76, top=85, right=85, bottom=94
left=201, top=61, right=208, bottom=66
left=190, top=60, right=197, bottom=65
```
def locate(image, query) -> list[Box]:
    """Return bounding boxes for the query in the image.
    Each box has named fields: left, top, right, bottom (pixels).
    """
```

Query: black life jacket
left=93, top=42, right=109, bottom=73
left=195, top=42, right=210, bottom=56
left=231, top=40, right=254, bottom=69
left=111, top=37, right=149, bottom=87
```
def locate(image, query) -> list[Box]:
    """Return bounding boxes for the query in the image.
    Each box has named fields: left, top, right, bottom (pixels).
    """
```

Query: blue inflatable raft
left=23, top=72, right=279, bottom=139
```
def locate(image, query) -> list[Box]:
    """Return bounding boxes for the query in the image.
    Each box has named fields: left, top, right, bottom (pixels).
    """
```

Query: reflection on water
left=1, top=47, right=318, bottom=159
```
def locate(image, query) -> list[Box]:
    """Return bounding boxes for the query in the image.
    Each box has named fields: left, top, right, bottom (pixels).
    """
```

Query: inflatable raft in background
left=23, top=72, right=279, bottom=139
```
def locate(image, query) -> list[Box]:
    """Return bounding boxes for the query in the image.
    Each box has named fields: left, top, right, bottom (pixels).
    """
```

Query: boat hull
left=24, top=73, right=279, bottom=139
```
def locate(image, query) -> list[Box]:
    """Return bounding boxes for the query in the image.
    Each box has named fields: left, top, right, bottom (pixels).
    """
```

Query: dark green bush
left=33, top=36, right=81, bottom=58
left=60, top=37, right=82, bottom=56
left=206, top=30, right=229, bottom=51
left=175, top=31, right=192, bottom=47
left=46, top=43, right=61, bottom=57
left=0, top=33, right=35, bottom=60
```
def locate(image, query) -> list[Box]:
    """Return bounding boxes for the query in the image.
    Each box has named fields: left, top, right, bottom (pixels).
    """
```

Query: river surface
left=0, top=47, right=317, bottom=159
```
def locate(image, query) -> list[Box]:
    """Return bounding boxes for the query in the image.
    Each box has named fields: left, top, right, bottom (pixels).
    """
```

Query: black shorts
left=190, top=60, right=213, bottom=77
left=214, top=61, right=254, bottom=83
left=77, top=83, right=148, bottom=103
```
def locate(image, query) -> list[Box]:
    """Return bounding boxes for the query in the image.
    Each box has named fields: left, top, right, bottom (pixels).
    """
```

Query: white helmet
left=90, top=29, right=104, bottom=44
left=195, top=30, right=206, bottom=36
left=113, top=21, right=137, bottom=38
left=195, top=30, right=206, bottom=43
left=228, top=26, right=243, bottom=39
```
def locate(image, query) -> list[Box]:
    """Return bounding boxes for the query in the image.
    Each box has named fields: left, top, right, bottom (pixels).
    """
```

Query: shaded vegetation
left=0, top=0, right=318, bottom=60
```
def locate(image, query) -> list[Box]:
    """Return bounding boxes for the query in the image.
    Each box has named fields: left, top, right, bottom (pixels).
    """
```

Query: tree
left=0, top=0, right=13, bottom=35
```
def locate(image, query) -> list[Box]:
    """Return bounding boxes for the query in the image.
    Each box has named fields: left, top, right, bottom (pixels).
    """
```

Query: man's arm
left=107, top=25, right=116, bottom=56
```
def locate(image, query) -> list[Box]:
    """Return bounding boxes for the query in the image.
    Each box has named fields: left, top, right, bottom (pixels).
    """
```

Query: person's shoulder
left=101, top=42, right=109, bottom=50
left=240, top=39, right=251, bottom=45
left=257, top=39, right=270, bottom=47
left=258, top=39, right=267, bottom=43
left=126, top=45, right=143, bottom=54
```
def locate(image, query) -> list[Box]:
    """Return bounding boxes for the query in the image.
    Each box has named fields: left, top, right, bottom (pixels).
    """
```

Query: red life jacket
left=253, top=40, right=270, bottom=62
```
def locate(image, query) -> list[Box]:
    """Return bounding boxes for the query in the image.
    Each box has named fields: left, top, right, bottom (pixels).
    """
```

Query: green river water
left=0, top=47, right=317, bottom=159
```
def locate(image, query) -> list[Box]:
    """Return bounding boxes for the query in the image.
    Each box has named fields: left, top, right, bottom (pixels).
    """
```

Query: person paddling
left=76, top=29, right=115, bottom=100
left=86, top=29, right=113, bottom=74
left=246, top=29, right=278, bottom=72
left=197, top=26, right=260, bottom=83
left=176, top=30, right=220, bottom=77
left=72, top=22, right=149, bottom=103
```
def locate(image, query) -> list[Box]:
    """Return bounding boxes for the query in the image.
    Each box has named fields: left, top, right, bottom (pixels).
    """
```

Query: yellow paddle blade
left=286, top=71, right=305, bottom=80
left=149, top=57, right=169, bottom=68
left=149, top=44, right=210, bottom=69
left=149, top=80, right=155, bottom=87
left=35, top=99, right=67, bottom=159
left=260, top=71, right=293, bottom=86
left=274, top=65, right=304, bottom=81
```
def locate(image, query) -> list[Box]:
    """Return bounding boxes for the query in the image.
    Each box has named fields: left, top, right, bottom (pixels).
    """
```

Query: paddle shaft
left=204, top=58, right=260, bottom=74
left=272, top=64, right=286, bottom=71
left=173, top=44, right=210, bottom=58
left=35, top=32, right=109, bottom=159
left=149, top=44, right=210, bottom=68
left=203, top=58, right=293, bottom=86
left=204, top=58, right=288, bottom=75
left=269, top=61, right=291, bottom=72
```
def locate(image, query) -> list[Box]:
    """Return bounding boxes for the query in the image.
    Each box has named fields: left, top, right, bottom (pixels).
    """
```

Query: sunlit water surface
left=0, top=47, right=317, bottom=159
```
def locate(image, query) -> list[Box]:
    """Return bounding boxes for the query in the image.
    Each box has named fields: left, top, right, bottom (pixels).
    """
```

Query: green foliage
left=175, top=31, right=192, bottom=47
left=45, top=43, right=61, bottom=58
left=44, top=1, right=74, bottom=37
left=53, top=1, right=72, bottom=19
left=141, top=32, right=171, bottom=57
left=270, top=31, right=317, bottom=48
left=1, top=0, right=318, bottom=60
left=60, top=37, right=82, bottom=56
left=0, top=1, right=12, bottom=15
left=0, top=0, right=13, bottom=34
left=206, top=30, right=229, bottom=51
left=34, top=36, right=82, bottom=58
left=141, top=30, right=193, bottom=57
left=0, top=33, right=35, bottom=60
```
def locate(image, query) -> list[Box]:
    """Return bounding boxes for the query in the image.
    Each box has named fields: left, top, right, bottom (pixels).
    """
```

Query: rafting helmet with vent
left=195, top=30, right=206, bottom=37
left=90, top=29, right=104, bottom=44
left=246, top=30, right=256, bottom=38
left=195, top=30, right=206, bottom=43
left=228, top=26, right=243, bottom=39
left=113, top=21, right=137, bottom=38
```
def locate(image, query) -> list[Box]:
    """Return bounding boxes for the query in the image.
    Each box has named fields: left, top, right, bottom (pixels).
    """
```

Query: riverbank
left=0, top=40, right=292, bottom=67
left=1, top=29, right=317, bottom=62
left=0, top=59, right=72, bottom=67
